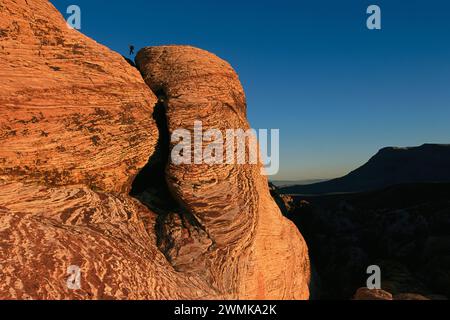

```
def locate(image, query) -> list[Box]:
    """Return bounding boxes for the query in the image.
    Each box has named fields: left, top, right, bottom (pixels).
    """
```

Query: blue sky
left=51, top=0, right=450, bottom=180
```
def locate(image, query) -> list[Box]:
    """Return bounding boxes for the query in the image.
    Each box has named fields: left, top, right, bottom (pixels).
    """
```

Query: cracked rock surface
left=0, top=0, right=310, bottom=299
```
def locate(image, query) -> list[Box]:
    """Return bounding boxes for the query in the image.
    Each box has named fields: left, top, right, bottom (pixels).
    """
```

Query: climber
left=129, top=45, right=135, bottom=55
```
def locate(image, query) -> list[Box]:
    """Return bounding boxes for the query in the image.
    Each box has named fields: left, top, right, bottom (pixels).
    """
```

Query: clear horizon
left=52, top=0, right=450, bottom=180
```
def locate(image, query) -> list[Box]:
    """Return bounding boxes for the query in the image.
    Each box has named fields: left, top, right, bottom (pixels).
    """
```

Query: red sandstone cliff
left=0, top=0, right=310, bottom=299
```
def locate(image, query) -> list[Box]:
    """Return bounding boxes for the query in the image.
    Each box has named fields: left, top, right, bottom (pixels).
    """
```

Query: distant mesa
left=271, top=179, right=329, bottom=187
left=281, top=144, right=450, bottom=195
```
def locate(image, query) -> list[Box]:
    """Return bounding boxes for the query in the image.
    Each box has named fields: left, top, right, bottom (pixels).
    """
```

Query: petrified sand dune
left=136, top=46, right=310, bottom=298
left=0, top=0, right=310, bottom=299
left=0, top=0, right=158, bottom=193
left=0, top=178, right=218, bottom=299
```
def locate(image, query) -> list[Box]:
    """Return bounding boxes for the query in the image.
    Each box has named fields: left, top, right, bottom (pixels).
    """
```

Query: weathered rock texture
left=0, top=0, right=158, bottom=193
left=0, top=0, right=310, bottom=299
left=136, top=46, right=310, bottom=298
left=0, top=178, right=217, bottom=299
left=353, top=288, right=393, bottom=300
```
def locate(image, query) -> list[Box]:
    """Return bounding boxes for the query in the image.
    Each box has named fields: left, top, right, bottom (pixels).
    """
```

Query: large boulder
left=354, top=288, right=393, bottom=300
left=0, top=0, right=158, bottom=193
left=0, top=179, right=217, bottom=299
left=135, top=45, right=311, bottom=299
left=0, top=0, right=310, bottom=299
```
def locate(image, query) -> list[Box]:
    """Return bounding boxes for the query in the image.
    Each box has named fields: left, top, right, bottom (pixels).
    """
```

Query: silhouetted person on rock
left=129, top=45, right=135, bottom=55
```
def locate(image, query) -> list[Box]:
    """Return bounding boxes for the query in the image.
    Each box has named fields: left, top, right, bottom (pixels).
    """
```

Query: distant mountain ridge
left=270, top=179, right=329, bottom=187
left=281, top=144, right=450, bottom=195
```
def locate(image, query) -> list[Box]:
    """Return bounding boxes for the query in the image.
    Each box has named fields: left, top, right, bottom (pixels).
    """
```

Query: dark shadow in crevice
left=129, top=88, right=214, bottom=269
left=129, top=90, right=179, bottom=214
left=122, top=55, right=137, bottom=68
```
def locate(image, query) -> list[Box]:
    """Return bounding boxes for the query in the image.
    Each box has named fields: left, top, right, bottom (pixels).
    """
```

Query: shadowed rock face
left=0, top=0, right=310, bottom=300
left=281, top=182, right=450, bottom=299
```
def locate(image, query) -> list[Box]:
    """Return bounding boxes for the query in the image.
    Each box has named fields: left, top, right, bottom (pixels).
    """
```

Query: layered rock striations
left=0, top=0, right=310, bottom=299
left=135, top=46, right=310, bottom=298
left=0, top=0, right=158, bottom=193
left=0, top=179, right=217, bottom=299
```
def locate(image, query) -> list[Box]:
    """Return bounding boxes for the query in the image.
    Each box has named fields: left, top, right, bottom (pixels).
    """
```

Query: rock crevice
left=0, top=0, right=310, bottom=300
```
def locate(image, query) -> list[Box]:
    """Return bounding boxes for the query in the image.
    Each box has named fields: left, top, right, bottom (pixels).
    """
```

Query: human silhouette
left=129, top=45, right=135, bottom=55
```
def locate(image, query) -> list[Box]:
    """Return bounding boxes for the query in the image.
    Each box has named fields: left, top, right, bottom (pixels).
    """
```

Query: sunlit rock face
left=0, top=0, right=158, bottom=193
left=0, top=0, right=310, bottom=300
left=136, top=46, right=311, bottom=299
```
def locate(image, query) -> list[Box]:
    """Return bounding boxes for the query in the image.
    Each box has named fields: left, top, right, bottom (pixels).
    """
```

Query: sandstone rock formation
left=269, top=182, right=295, bottom=216
left=0, top=0, right=158, bottom=193
left=0, top=0, right=310, bottom=299
left=353, top=288, right=393, bottom=300
left=135, top=46, right=310, bottom=298
left=354, top=288, right=431, bottom=300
